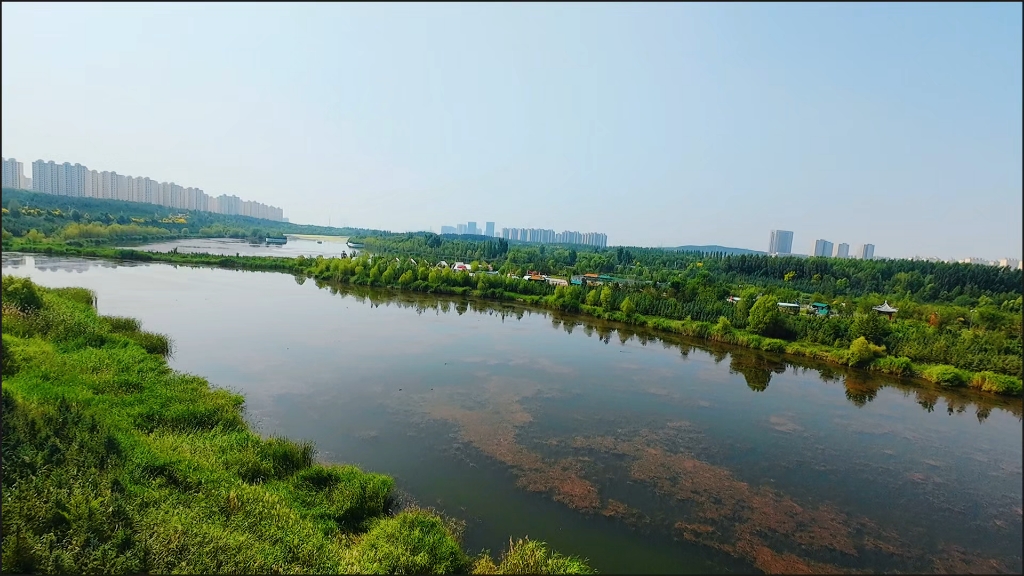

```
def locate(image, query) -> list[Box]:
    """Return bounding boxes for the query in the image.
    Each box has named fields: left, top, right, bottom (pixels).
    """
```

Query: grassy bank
left=0, top=276, right=593, bottom=574
left=4, top=240, right=1021, bottom=398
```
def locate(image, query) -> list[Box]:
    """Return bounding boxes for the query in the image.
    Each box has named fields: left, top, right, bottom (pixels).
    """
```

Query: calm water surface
left=121, top=236, right=355, bottom=258
left=4, top=253, right=1022, bottom=574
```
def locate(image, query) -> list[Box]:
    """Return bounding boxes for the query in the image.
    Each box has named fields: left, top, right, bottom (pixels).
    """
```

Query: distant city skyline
left=3, top=155, right=284, bottom=221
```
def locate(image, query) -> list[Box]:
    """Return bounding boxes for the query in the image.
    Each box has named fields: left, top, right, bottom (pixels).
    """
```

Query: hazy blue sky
left=2, top=3, right=1021, bottom=259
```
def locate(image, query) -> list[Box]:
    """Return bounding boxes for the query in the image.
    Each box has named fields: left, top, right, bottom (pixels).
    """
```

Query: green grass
left=1, top=276, right=594, bottom=574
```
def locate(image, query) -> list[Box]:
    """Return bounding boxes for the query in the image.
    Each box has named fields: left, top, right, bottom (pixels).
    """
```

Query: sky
left=2, top=3, right=1021, bottom=260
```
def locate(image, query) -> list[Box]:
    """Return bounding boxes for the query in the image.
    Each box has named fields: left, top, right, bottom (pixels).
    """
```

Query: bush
left=1, top=275, right=44, bottom=312
left=848, top=337, right=886, bottom=367
left=920, top=365, right=970, bottom=388
left=970, top=371, right=1023, bottom=396
left=354, top=509, right=468, bottom=574
left=870, top=356, right=914, bottom=376
left=747, top=295, right=780, bottom=335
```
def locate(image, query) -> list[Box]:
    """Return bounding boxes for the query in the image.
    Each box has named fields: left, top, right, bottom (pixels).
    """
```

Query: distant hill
left=671, top=245, right=765, bottom=256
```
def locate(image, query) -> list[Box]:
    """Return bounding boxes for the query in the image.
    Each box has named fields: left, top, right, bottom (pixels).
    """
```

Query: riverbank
left=0, top=275, right=593, bottom=574
left=4, top=240, right=1020, bottom=398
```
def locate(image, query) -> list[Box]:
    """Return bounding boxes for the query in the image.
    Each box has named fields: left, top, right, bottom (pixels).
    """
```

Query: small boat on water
left=266, top=236, right=287, bottom=245
left=317, top=240, right=323, bottom=244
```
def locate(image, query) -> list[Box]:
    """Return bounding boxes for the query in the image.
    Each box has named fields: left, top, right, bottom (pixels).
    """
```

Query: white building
left=768, top=230, right=794, bottom=255
left=812, top=239, right=833, bottom=257
left=997, top=258, right=1019, bottom=269
left=834, top=243, right=850, bottom=258
left=2, top=157, right=25, bottom=189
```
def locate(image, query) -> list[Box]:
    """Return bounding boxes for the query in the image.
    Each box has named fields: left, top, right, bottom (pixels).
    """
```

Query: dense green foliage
left=1, top=277, right=593, bottom=574
left=2, top=187, right=385, bottom=242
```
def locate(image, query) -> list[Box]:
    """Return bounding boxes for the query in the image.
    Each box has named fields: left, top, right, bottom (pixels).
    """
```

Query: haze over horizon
left=2, top=3, right=1021, bottom=260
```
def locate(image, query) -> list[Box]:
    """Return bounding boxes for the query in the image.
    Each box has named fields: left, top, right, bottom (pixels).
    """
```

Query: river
left=3, top=252, right=1022, bottom=574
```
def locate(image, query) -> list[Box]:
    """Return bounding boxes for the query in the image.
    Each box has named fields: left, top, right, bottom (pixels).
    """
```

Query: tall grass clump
left=472, top=538, right=596, bottom=575
left=970, top=371, right=1023, bottom=396
left=920, top=365, right=971, bottom=388
left=1, top=275, right=594, bottom=574
left=870, top=356, right=915, bottom=377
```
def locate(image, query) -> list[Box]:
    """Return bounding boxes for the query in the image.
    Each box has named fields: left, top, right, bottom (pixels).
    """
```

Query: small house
left=777, top=302, right=801, bottom=315
left=811, top=302, right=831, bottom=316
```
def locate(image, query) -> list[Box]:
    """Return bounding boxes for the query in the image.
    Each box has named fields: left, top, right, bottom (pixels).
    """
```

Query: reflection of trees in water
left=843, top=375, right=880, bottom=407
left=293, top=275, right=306, bottom=285
left=945, top=397, right=968, bottom=415
left=976, top=405, right=991, bottom=423
left=306, top=279, right=1018, bottom=422
left=915, top=390, right=940, bottom=413
left=819, top=366, right=843, bottom=383
left=729, top=355, right=775, bottom=392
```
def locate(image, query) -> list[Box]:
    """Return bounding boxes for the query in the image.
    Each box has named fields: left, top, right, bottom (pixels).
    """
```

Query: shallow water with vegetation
left=3, top=252, right=1021, bottom=574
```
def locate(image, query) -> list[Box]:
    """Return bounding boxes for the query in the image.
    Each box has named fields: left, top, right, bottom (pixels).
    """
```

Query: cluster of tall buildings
left=769, top=229, right=874, bottom=260
left=501, top=227, right=608, bottom=248
left=437, top=220, right=609, bottom=248
left=440, top=221, right=495, bottom=237
left=2, top=157, right=285, bottom=222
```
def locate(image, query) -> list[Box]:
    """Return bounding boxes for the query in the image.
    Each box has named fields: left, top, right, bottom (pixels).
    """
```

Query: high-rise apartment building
left=499, top=227, right=607, bottom=247
left=858, top=244, right=875, bottom=260
left=440, top=226, right=456, bottom=235
left=834, top=243, right=850, bottom=258
left=2, top=157, right=25, bottom=189
left=467, top=221, right=478, bottom=235
left=812, top=239, right=834, bottom=258
left=20, top=156, right=285, bottom=221
left=768, top=230, right=794, bottom=255
left=456, top=223, right=468, bottom=235
left=485, top=222, right=495, bottom=237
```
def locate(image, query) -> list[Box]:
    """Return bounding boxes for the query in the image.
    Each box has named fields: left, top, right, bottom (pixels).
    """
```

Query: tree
left=848, top=337, right=886, bottom=367
left=747, top=295, right=780, bottom=335
left=620, top=297, right=636, bottom=315
left=851, top=312, right=889, bottom=345
left=600, top=286, right=614, bottom=310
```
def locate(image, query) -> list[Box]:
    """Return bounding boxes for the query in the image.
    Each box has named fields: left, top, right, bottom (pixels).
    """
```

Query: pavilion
left=872, top=301, right=899, bottom=320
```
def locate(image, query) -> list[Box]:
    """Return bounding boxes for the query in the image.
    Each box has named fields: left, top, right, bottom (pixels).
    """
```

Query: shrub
left=747, top=295, right=780, bottom=335
left=1, top=275, right=44, bottom=312
left=848, top=337, right=886, bottom=367
left=759, top=338, right=787, bottom=353
left=970, top=371, right=1023, bottom=396
left=920, top=365, right=970, bottom=388
left=870, top=356, right=914, bottom=377
left=354, top=508, right=468, bottom=574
